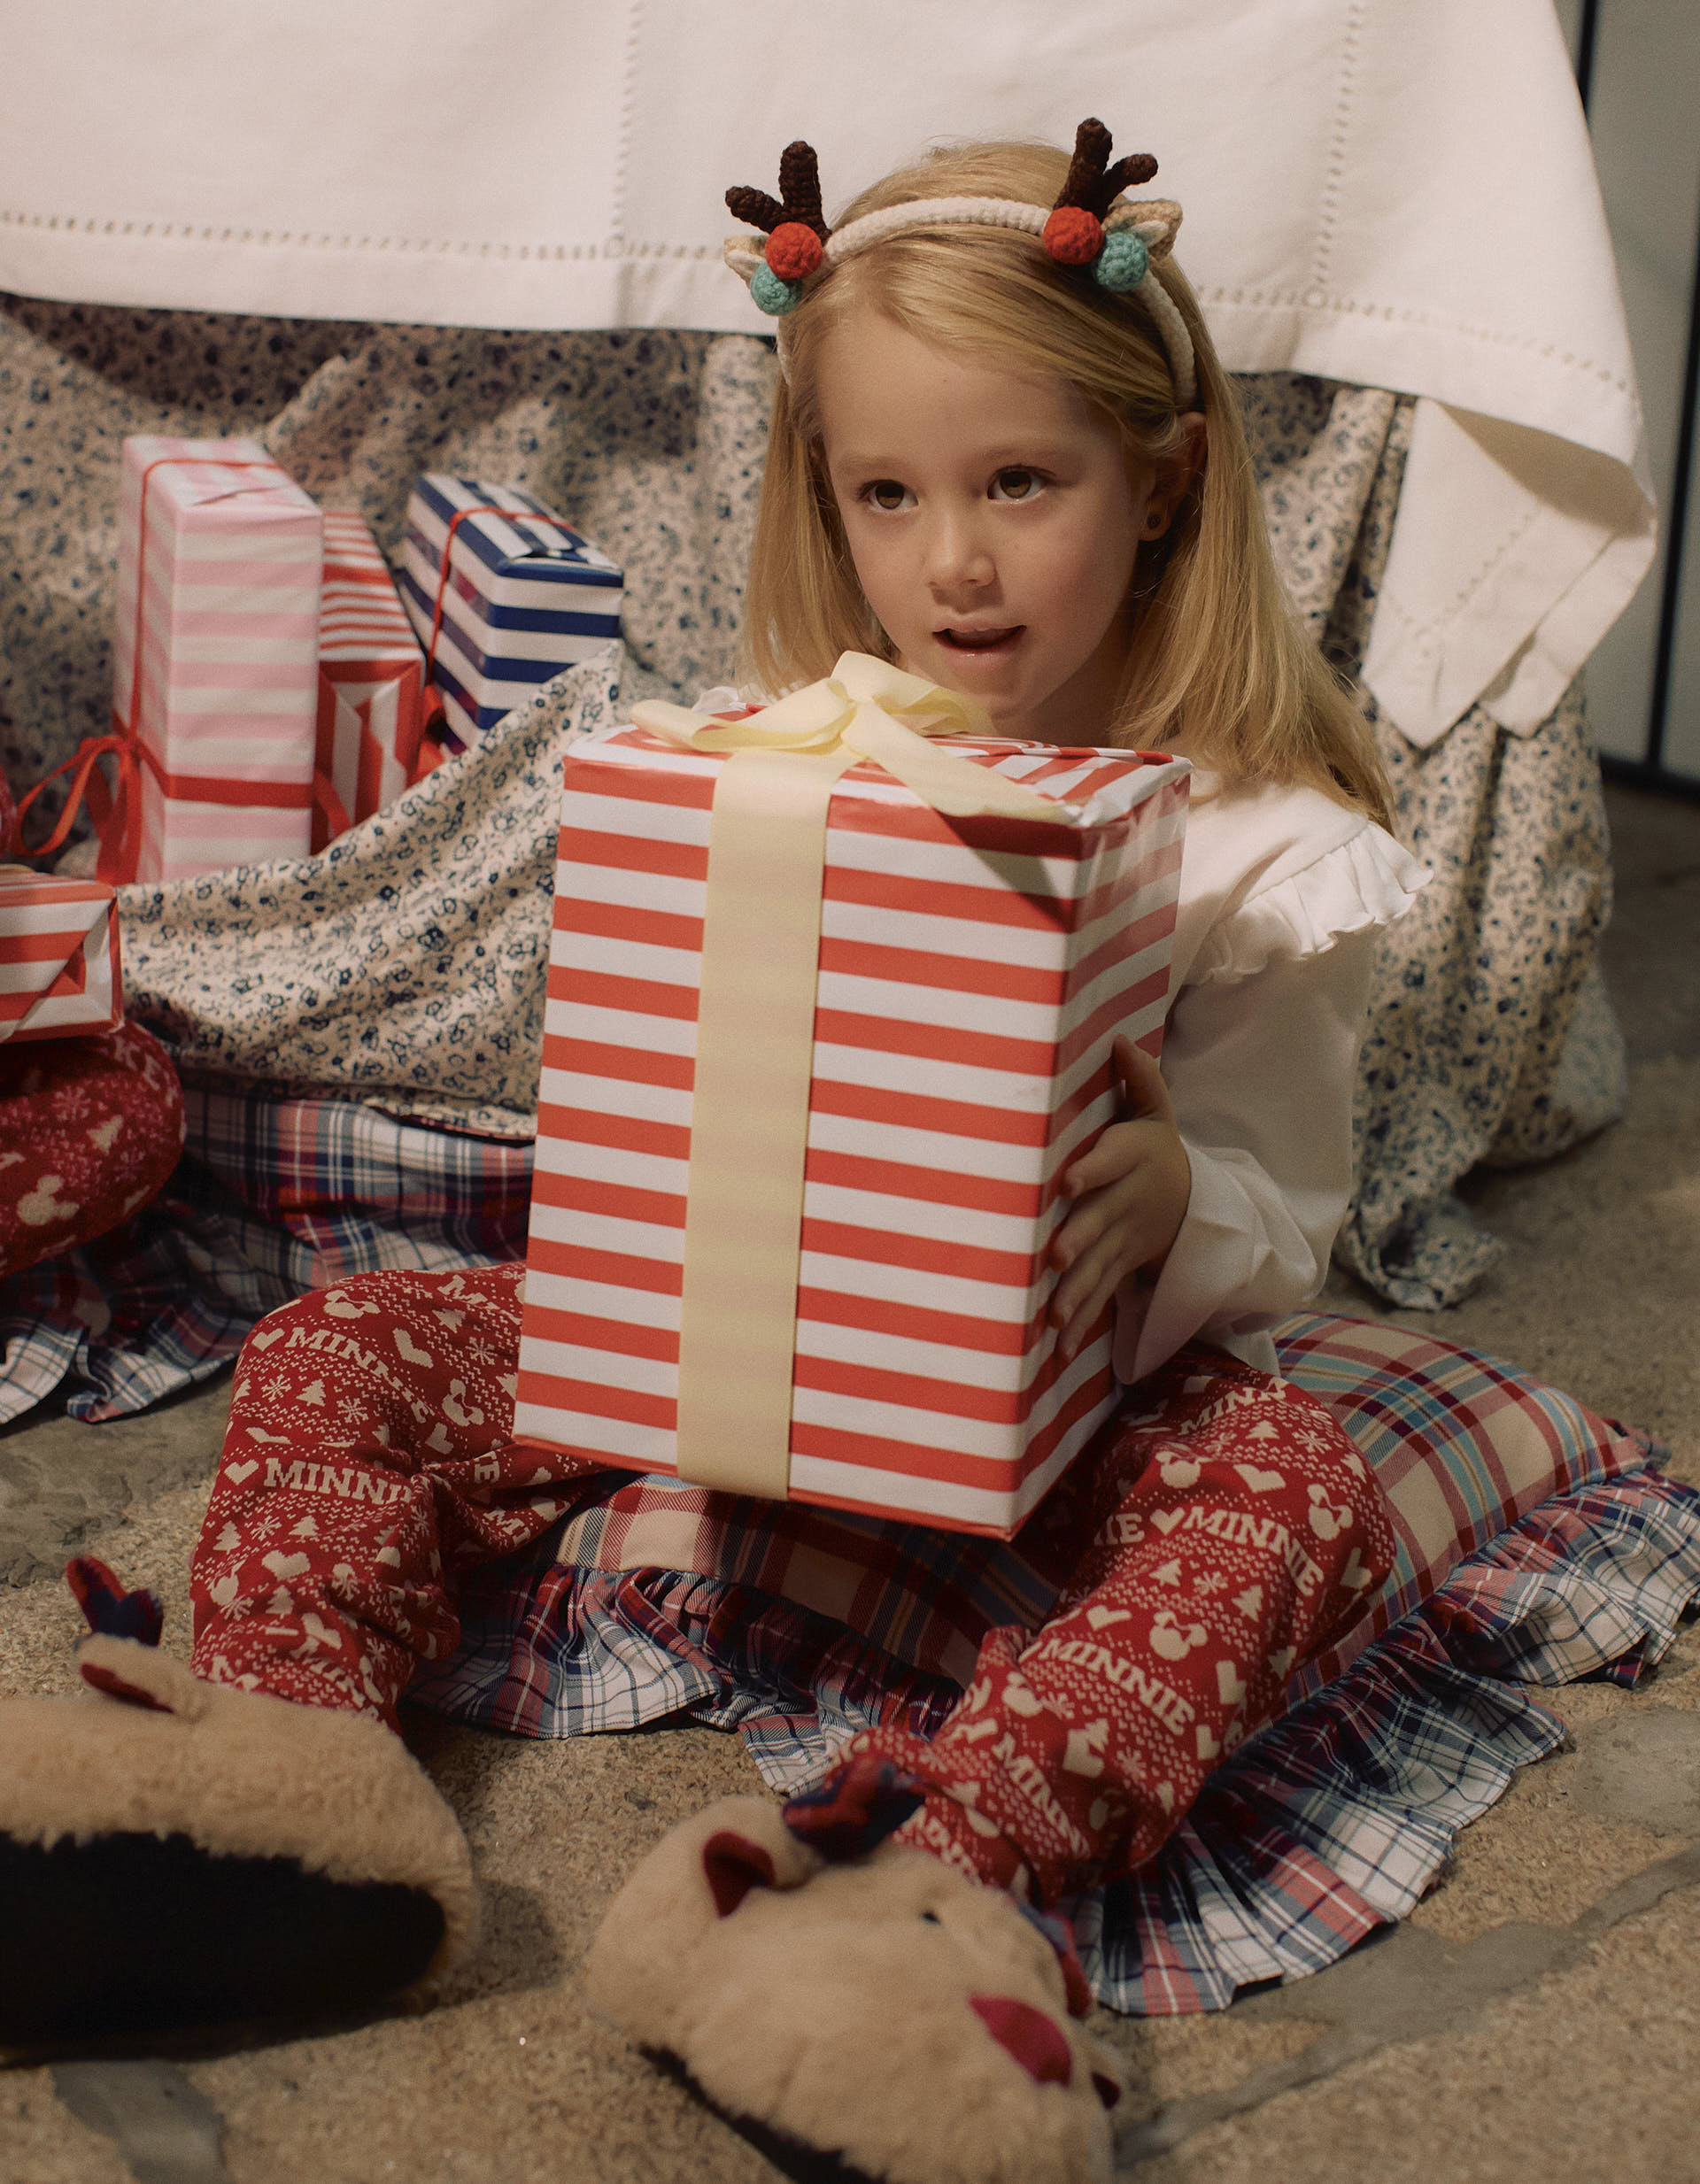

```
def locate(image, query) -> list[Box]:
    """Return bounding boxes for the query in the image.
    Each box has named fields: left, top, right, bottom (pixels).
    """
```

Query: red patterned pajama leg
left=0, top=1022, right=185, bottom=1276
left=189, top=1262, right=604, bottom=1731
left=845, top=1351, right=1399, bottom=1907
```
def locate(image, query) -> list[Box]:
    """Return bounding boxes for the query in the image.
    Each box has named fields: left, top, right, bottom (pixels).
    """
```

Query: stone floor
left=1, top=777, right=1696, bottom=2184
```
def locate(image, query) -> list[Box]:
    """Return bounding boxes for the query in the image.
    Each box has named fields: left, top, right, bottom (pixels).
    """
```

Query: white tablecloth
left=4, top=0, right=1652, bottom=746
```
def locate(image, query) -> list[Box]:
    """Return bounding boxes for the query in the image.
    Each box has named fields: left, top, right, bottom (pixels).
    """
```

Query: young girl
left=164, top=122, right=1418, bottom=1917
left=7, top=127, right=1421, bottom=2075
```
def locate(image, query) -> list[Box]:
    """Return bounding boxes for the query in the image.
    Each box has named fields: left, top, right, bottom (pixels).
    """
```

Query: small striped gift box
left=514, top=714, right=1189, bottom=1540
left=0, top=873, right=122, bottom=1045
left=113, top=436, right=322, bottom=882
left=311, top=512, right=427, bottom=850
left=398, top=476, right=622, bottom=745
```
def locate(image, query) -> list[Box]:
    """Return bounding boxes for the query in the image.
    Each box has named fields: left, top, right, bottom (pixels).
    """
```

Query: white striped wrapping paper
left=313, top=511, right=426, bottom=848
left=397, top=475, right=623, bottom=745
left=0, top=875, right=121, bottom=1044
left=113, top=435, right=322, bottom=882
left=514, top=726, right=1190, bottom=1538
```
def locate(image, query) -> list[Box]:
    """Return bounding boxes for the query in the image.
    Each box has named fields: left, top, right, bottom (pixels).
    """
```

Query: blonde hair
left=739, top=138, right=1391, bottom=826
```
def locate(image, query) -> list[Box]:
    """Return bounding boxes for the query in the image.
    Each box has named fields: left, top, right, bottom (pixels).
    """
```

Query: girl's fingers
left=1051, top=1045, right=1189, bottom=1354
left=1051, top=1222, right=1141, bottom=1349
left=1114, top=1034, right=1176, bottom=1125
left=1063, top=1115, right=1162, bottom=1199
left=1063, top=1133, right=1133, bottom=1199
left=1056, top=1261, right=1125, bottom=1360
left=1051, top=1161, right=1148, bottom=1270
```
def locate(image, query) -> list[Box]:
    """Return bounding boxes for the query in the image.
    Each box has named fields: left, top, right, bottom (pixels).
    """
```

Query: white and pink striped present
left=0, top=873, right=122, bottom=1045
left=112, top=435, right=321, bottom=882
left=514, top=683, right=1190, bottom=1539
left=311, top=511, right=426, bottom=851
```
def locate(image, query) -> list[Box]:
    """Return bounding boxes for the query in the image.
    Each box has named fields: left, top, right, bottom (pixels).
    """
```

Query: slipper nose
left=967, top=1994, right=1073, bottom=2088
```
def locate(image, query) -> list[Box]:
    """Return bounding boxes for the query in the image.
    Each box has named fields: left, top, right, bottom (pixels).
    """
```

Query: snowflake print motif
left=51, top=1085, right=94, bottom=1122
left=464, top=1338, right=505, bottom=1370
left=1194, top=1571, right=1228, bottom=1597
left=259, top=1372, right=294, bottom=1403
left=337, top=1397, right=370, bottom=1425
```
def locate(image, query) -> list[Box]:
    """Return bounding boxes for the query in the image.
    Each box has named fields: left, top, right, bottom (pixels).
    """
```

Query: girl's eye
left=991, top=467, right=1043, bottom=502
left=863, top=479, right=914, bottom=514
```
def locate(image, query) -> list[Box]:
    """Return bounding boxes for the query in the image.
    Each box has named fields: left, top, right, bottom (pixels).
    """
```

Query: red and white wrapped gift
left=0, top=871, right=122, bottom=1045
left=107, top=435, right=321, bottom=882
left=514, top=654, right=1190, bottom=1540
left=311, top=511, right=427, bottom=851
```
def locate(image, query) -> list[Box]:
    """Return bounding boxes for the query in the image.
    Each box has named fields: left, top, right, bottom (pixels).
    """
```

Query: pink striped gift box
left=0, top=873, right=122, bottom=1045
left=311, top=512, right=426, bottom=850
left=112, top=435, right=322, bottom=882
left=514, top=724, right=1190, bottom=1540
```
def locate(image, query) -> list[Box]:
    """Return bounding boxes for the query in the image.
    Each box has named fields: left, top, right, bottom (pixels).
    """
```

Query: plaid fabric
left=541, top=1471, right=1064, bottom=1688
left=406, top=1559, right=964, bottom=1779
left=0, top=1084, right=530, bottom=1423
left=1274, top=1310, right=1658, bottom=1691
left=411, top=1462, right=1700, bottom=2015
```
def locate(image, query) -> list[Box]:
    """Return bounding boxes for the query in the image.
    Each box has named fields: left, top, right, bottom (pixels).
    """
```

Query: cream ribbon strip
left=629, top=652, right=1071, bottom=1496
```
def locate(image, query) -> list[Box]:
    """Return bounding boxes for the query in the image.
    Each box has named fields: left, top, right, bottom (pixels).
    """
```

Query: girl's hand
left=1049, top=1035, right=1191, bottom=1360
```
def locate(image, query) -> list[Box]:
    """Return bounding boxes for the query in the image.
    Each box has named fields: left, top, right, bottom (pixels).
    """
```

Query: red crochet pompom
left=766, top=220, right=824, bottom=280
left=1042, top=205, right=1104, bottom=266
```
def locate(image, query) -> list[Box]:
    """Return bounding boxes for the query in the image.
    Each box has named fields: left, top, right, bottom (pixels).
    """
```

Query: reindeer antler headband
left=723, top=120, right=1196, bottom=408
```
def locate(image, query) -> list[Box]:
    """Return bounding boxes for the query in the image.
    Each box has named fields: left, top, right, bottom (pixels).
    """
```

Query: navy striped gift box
left=398, top=475, right=622, bottom=743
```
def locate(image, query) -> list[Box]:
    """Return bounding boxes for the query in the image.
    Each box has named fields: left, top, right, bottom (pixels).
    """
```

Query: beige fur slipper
left=0, top=1594, right=475, bottom=2055
left=587, top=1790, right=1125, bottom=2184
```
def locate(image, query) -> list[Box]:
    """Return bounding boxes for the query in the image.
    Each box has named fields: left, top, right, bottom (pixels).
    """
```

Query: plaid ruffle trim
left=406, top=1462, right=1700, bottom=2015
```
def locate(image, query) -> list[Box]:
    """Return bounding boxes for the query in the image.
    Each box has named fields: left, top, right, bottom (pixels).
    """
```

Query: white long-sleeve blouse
left=1116, top=772, right=1429, bottom=1385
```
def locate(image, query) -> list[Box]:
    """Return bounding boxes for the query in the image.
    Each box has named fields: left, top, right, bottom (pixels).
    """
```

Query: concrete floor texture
left=1, top=778, right=1696, bottom=2184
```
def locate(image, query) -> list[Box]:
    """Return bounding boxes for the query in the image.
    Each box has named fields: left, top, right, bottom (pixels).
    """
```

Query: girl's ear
left=1140, top=411, right=1208, bottom=540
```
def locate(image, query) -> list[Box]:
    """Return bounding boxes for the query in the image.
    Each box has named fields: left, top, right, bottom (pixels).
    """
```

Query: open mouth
left=938, top=625, right=1024, bottom=652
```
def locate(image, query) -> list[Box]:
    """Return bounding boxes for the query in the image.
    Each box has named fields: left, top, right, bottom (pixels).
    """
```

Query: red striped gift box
left=0, top=873, right=122, bottom=1045
left=311, top=512, right=427, bottom=850
left=514, top=723, right=1189, bottom=1539
left=112, top=436, right=322, bottom=882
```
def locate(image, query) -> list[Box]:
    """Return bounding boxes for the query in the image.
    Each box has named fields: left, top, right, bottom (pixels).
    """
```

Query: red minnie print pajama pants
left=189, top=1268, right=1395, bottom=1906
left=0, top=1023, right=184, bottom=1277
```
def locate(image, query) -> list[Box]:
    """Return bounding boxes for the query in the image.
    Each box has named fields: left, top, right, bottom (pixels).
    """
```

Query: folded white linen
left=1, top=0, right=1650, bottom=747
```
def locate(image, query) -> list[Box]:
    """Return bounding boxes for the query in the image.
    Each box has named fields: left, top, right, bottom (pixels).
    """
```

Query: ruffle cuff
left=1189, top=822, right=1430, bottom=989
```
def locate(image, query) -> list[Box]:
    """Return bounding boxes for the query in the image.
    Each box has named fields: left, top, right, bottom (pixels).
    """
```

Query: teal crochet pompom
left=750, top=263, right=803, bottom=316
left=1094, top=231, right=1149, bottom=294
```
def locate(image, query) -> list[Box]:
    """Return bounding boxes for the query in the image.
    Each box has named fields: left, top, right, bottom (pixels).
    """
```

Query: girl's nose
left=922, top=507, right=996, bottom=596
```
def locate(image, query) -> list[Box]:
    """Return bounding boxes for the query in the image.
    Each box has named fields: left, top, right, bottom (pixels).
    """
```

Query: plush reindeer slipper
left=587, top=1763, right=1124, bottom=2184
left=0, top=1561, right=475, bottom=2056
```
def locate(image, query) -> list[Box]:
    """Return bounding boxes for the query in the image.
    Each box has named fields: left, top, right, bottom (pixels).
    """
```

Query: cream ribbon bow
left=630, top=651, right=1072, bottom=824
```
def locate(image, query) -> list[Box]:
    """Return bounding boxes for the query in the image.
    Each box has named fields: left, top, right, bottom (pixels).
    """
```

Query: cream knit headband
left=722, top=118, right=1196, bottom=408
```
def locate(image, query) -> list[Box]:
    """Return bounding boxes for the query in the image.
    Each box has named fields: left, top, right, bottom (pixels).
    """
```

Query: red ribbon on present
left=14, top=732, right=151, bottom=885
left=421, top=500, right=590, bottom=733
left=15, top=451, right=316, bottom=884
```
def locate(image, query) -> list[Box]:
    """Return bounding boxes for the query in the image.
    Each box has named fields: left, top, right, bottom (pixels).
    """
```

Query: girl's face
left=815, top=314, right=1173, bottom=745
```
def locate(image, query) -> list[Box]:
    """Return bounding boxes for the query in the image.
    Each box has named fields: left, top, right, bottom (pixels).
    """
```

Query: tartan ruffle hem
left=406, top=1459, right=1700, bottom=2015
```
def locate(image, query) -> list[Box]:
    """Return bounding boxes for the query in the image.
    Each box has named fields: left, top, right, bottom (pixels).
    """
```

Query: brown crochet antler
left=1055, top=119, right=1158, bottom=220
left=725, top=140, right=831, bottom=241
